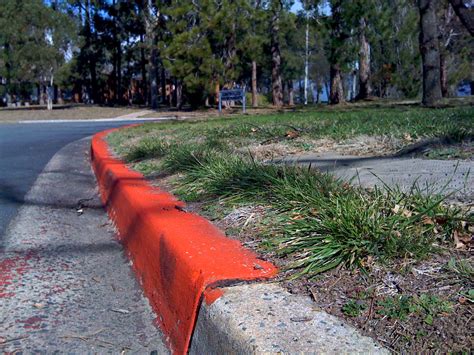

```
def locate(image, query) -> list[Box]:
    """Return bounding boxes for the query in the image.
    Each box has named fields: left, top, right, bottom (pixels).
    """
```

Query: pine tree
left=0, top=0, right=76, bottom=106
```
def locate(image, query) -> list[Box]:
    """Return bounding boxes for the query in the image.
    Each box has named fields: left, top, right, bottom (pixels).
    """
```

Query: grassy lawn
left=108, top=105, right=473, bottom=353
left=0, top=105, right=145, bottom=122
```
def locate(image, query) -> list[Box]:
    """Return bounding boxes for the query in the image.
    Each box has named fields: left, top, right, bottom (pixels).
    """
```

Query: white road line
left=19, top=116, right=180, bottom=124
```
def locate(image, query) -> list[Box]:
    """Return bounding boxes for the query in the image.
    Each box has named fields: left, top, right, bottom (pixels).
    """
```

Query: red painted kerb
left=90, top=128, right=277, bottom=354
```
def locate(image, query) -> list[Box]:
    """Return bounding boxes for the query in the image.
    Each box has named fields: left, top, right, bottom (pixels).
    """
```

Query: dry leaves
left=453, top=230, right=472, bottom=250
left=392, top=204, right=412, bottom=217
left=285, top=130, right=300, bottom=139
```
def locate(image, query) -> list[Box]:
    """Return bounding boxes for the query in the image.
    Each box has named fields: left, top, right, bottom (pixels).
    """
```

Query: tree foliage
left=0, top=0, right=471, bottom=107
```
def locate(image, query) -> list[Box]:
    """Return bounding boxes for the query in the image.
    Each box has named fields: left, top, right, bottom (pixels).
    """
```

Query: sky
left=291, top=0, right=303, bottom=13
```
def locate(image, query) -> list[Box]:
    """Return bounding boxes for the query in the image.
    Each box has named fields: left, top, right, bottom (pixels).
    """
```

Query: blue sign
left=218, top=89, right=246, bottom=113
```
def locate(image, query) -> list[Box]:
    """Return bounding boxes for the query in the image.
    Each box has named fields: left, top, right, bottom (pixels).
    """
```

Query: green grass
left=445, top=257, right=474, bottom=280
left=120, top=140, right=468, bottom=277
left=107, top=106, right=473, bottom=278
left=424, top=146, right=473, bottom=160
left=342, top=300, right=367, bottom=317
left=108, top=106, right=474, bottom=159
left=377, top=294, right=453, bottom=324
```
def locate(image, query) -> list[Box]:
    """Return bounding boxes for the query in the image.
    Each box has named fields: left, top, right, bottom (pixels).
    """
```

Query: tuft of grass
left=459, top=289, right=474, bottom=303
left=132, top=160, right=162, bottom=176
left=161, top=144, right=221, bottom=174
left=445, top=258, right=474, bottom=280
left=417, top=294, right=453, bottom=325
left=125, top=136, right=168, bottom=161
left=377, top=294, right=452, bottom=324
left=167, top=145, right=466, bottom=277
left=377, top=295, right=418, bottom=321
left=342, top=300, right=367, bottom=317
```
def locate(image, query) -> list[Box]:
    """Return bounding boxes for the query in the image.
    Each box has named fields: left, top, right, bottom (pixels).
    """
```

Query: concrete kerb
left=90, top=127, right=388, bottom=354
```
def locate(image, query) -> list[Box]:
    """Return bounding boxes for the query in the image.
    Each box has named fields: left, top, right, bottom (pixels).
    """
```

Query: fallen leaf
left=285, top=130, right=300, bottom=139
left=453, top=230, right=472, bottom=249
left=309, top=208, right=318, bottom=216
left=422, top=216, right=435, bottom=225
left=291, top=214, right=305, bottom=220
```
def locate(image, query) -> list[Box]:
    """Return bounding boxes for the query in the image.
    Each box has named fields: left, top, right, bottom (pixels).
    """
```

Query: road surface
left=0, top=120, right=169, bottom=352
left=0, top=121, right=144, bottom=240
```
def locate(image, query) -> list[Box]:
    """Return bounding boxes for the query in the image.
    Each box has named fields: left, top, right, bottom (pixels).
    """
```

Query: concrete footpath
left=283, top=153, right=474, bottom=203
left=0, top=137, right=168, bottom=353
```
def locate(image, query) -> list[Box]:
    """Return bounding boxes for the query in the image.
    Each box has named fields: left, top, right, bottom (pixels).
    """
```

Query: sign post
left=218, top=89, right=246, bottom=114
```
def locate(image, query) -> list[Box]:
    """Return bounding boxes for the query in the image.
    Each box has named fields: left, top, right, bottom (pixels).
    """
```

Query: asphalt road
left=0, top=121, right=142, bottom=241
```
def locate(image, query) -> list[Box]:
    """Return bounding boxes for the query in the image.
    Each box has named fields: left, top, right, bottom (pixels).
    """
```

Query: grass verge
left=107, top=105, right=473, bottom=353
left=111, top=135, right=472, bottom=278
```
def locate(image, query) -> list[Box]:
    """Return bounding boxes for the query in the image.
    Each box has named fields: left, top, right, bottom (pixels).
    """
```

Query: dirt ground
left=190, top=201, right=473, bottom=354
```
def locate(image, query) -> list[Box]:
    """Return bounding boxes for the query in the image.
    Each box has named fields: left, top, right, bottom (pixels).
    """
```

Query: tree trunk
left=329, top=64, right=344, bottom=104
left=214, top=79, right=220, bottom=106
left=149, top=49, right=159, bottom=109
left=299, top=79, right=303, bottom=104
left=356, top=17, right=372, bottom=100
left=116, top=42, right=122, bottom=104
left=39, top=83, right=45, bottom=105
left=140, top=35, right=148, bottom=105
left=418, top=0, right=442, bottom=106
left=271, top=1, right=283, bottom=107
left=304, top=19, right=309, bottom=105
left=161, top=67, right=167, bottom=106
left=288, top=80, right=294, bottom=106
left=448, top=0, right=474, bottom=36
left=324, top=81, right=330, bottom=103
left=328, top=0, right=345, bottom=105
left=251, top=60, right=258, bottom=107
left=85, top=0, right=98, bottom=104
left=145, top=0, right=159, bottom=109
left=439, top=51, right=448, bottom=97
left=57, top=87, right=64, bottom=104
left=176, top=80, right=183, bottom=109
left=225, top=21, right=237, bottom=85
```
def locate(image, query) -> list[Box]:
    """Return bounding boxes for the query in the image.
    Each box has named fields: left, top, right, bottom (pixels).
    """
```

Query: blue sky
left=291, top=0, right=303, bottom=12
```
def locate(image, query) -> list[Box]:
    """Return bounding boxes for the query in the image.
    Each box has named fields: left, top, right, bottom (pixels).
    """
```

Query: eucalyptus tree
left=448, top=0, right=474, bottom=36
left=418, top=0, right=443, bottom=106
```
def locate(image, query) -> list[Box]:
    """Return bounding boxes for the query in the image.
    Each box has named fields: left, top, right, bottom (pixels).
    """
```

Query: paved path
left=0, top=137, right=168, bottom=353
left=284, top=153, right=473, bottom=203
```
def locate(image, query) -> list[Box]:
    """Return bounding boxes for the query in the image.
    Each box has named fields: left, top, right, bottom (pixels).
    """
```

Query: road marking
left=19, top=117, right=181, bottom=124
